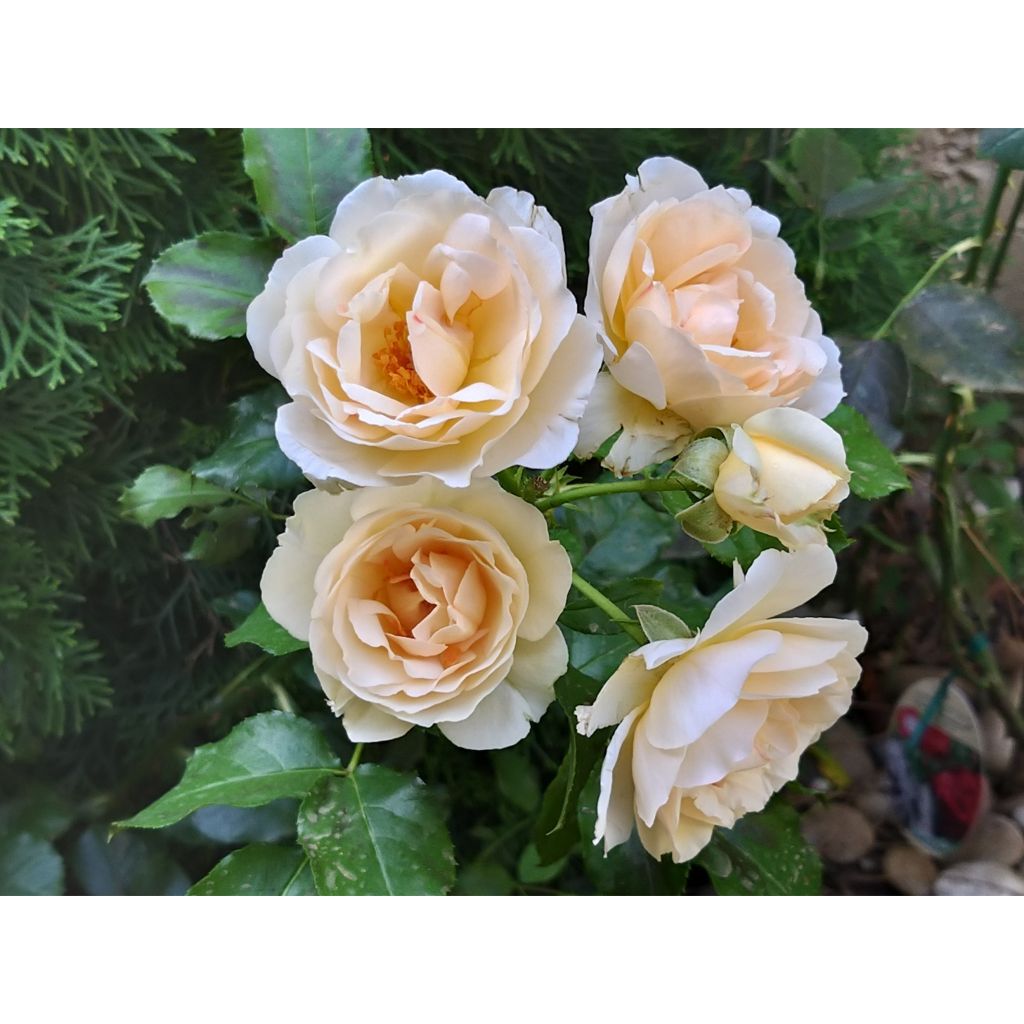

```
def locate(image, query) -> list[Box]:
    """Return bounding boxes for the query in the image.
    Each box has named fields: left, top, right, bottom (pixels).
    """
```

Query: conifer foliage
left=0, top=130, right=257, bottom=757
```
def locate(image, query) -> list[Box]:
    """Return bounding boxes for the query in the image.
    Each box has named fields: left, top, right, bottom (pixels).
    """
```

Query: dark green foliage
left=698, top=799, right=822, bottom=895
left=0, top=129, right=259, bottom=761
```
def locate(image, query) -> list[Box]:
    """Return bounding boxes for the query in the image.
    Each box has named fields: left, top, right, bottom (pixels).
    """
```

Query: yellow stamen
left=373, top=320, right=433, bottom=404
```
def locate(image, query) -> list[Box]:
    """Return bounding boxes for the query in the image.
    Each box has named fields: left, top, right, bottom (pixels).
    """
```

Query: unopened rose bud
left=713, top=407, right=850, bottom=549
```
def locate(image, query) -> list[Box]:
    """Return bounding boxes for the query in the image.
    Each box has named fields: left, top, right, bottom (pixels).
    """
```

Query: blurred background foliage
left=2, top=128, right=1020, bottom=895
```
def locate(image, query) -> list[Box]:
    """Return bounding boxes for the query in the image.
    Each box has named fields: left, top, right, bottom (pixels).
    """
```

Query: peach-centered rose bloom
left=261, top=478, right=571, bottom=750
left=714, top=407, right=851, bottom=549
left=246, top=170, right=601, bottom=488
left=576, top=546, right=866, bottom=863
left=576, top=157, right=843, bottom=476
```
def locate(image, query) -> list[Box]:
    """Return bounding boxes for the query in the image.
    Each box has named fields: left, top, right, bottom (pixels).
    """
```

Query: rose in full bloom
left=246, top=170, right=602, bottom=487
left=576, top=546, right=866, bottom=863
left=576, top=157, right=843, bottom=475
left=261, top=477, right=571, bottom=749
left=713, top=407, right=850, bottom=548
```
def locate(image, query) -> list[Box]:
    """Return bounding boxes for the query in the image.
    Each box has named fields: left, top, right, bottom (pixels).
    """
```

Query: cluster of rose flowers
left=248, top=157, right=867, bottom=865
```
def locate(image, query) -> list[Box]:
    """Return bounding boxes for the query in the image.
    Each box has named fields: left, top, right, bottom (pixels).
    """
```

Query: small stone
left=954, top=814, right=1024, bottom=866
left=1000, top=795, right=1024, bottom=832
left=801, top=804, right=875, bottom=864
left=819, top=719, right=875, bottom=788
left=934, top=861, right=1024, bottom=896
left=980, top=707, right=1016, bottom=775
left=854, top=790, right=893, bottom=825
left=884, top=845, right=937, bottom=896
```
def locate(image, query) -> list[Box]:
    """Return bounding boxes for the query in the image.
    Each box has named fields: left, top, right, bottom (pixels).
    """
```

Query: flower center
left=373, top=319, right=433, bottom=404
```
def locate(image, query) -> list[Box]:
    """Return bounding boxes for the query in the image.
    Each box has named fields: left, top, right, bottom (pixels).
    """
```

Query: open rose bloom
left=576, top=547, right=867, bottom=863
left=577, top=157, right=843, bottom=475
left=261, top=477, right=571, bottom=750
left=246, top=170, right=602, bottom=487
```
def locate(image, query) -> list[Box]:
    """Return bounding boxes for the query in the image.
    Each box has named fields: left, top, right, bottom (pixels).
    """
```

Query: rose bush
left=576, top=546, right=867, bottom=863
left=713, top=407, right=850, bottom=548
left=576, top=157, right=843, bottom=475
left=260, top=476, right=571, bottom=749
left=246, top=170, right=602, bottom=488
left=118, top=131, right=917, bottom=897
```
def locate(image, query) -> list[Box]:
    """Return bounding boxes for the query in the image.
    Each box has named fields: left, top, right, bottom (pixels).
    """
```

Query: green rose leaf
left=823, top=178, right=907, bottom=220
left=144, top=232, right=278, bottom=340
left=568, top=492, right=677, bottom=585
left=224, top=602, right=308, bottom=655
left=698, top=800, right=822, bottom=896
left=0, top=787, right=73, bottom=841
left=193, top=386, right=304, bottom=492
left=836, top=337, right=909, bottom=449
left=978, top=129, right=1024, bottom=169
left=789, top=129, right=865, bottom=206
left=702, top=526, right=784, bottom=569
left=564, top=629, right=636, bottom=684
left=534, top=667, right=608, bottom=864
left=491, top=746, right=541, bottom=815
left=185, top=506, right=260, bottom=565
left=763, top=157, right=810, bottom=207
left=297, top=765, right=455, bottom=895
left=119, top=465, right=236, bottom=528
left=242, top=129, right=374, bottom=242
left=0, top=832, right=64, bottom=895
left=116, top=712, right=338, bottom=830
left=894, top=283, right=1024, bottom=394
left=825, top=404, right=910, bottom=499
left=824, top=513, right=854, bottom=553
left=189, top=844, right=315, bottom=896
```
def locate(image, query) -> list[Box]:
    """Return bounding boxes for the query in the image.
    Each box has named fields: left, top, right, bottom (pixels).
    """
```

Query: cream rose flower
left=246, top=170, right=602, bottom=488
left=261, top=477, right=570, bottom=750
left=576, top=157, right=843, bottom=475
left=714, top=407, right=851, bottom=549
left=576, top=546, right=866, bottom=863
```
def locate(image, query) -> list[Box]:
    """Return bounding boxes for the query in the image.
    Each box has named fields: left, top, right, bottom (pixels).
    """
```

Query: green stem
left=571, top=572, right=646, bottom=645
left=216, top=654, right=271, bottom=704
left=861, top=523, right=909, bottom=556
left=536, top=476, right=693, bottom=512
left=964, top=164, right=1011, bottom=284
left=872, top=237, right=981, bottom=340
left=984, top=173, right=1024, bottom=291
left=346, top=743, right=364, bottom=773
left=269, top=681, right=296, bottom=715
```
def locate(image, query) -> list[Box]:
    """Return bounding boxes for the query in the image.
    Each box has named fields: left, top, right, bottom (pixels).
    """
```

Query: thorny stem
left=570, top=571, right=646, bottom=646
left=872, top=237, right=981, bottom=340
left=536, top=476, right=694, bottom=512
left=984, top=173, right=1024, bottom=292
left=963, top=164, right=1011, bottom=285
